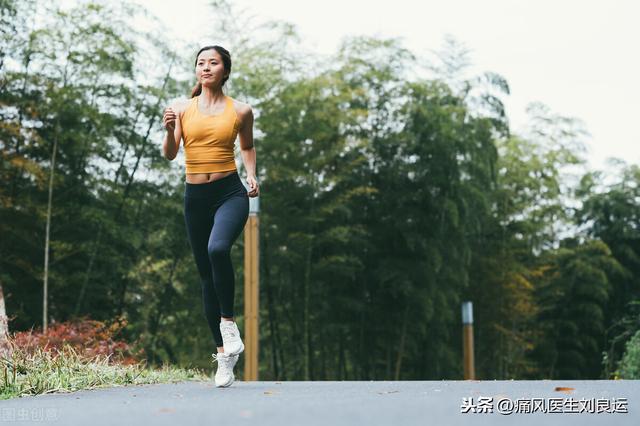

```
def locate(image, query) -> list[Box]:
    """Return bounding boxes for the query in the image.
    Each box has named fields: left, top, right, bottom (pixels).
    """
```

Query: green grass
left=0, top=344, right=210, bottom=400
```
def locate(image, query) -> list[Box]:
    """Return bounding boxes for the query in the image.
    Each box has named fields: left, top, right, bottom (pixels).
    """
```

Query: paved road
left=0, top=380, right=637, bottom=425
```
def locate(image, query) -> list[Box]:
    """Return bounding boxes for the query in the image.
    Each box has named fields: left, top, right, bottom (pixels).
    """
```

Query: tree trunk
left=148, top=257, right=179, bottom=361
left=385, top=345, right=391, bottom=379
left=263, top=236, right=280, bottom=379
left=0, top=282, right=12, bottom=357
left=338, top=331, right=345, bottom=380
left=275, top=273, right=286, bottom=380
left=344, top=348, right=349, bottom=380
left=303, top=237, right=313, bottom=380
left=394, top=304, right=409, bottom=380
left=320, top=325, right=326, bottom=379
left=358, top=276, right=368, bottom=379
left=282, top=281, right=303, bottom=372
left=303, top=183, right=316, bottom=381
left=43, top=133, right=58, bottom=332
left=359, top=201, right=370, bottom=380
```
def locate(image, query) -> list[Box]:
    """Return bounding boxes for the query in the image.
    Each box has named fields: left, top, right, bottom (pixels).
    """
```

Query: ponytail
left=191, top=82, right=202, bottom=98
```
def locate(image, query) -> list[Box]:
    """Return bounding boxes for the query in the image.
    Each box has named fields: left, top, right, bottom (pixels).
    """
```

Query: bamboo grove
left=1, top=0, right=639, bottom=380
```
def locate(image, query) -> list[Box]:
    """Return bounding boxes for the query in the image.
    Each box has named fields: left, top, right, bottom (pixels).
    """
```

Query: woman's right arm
left=162, top=103, right=183, bottom=160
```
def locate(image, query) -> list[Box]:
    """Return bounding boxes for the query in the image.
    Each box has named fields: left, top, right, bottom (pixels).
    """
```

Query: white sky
left=134, top=0, right=640, bottom=172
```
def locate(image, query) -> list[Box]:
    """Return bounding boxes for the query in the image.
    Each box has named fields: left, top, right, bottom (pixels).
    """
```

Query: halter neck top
left=180, top=95, right=240, bottom=174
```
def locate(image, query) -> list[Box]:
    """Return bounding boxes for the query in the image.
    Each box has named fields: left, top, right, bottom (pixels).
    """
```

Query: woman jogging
left=161, top=45, right=259, bottom=388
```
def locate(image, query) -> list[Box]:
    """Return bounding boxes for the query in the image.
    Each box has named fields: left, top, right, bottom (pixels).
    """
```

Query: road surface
left=0, top=379, right=636, bottom=425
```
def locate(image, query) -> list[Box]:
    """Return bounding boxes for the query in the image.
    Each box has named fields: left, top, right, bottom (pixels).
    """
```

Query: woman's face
left=195, top=49, right=227, bottom=88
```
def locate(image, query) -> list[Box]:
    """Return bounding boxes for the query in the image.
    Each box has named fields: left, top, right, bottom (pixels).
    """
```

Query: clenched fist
left=163, top=107, right=177, bottom=131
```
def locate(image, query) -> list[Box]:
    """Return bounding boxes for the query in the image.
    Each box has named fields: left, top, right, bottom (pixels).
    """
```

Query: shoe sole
left=216, top=374, right=235, bottom=388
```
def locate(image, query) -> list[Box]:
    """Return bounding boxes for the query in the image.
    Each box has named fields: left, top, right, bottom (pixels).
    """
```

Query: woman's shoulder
left=227, top=96, right=252, bottom=120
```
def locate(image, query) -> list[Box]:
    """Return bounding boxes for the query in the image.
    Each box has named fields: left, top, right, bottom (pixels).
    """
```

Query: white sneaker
left=219, top=320, right=245, bottom=355
left=212, top=352, right=239, bottom=387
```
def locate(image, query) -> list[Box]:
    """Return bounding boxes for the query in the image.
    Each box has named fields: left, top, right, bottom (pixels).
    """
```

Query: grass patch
left=1, top=342, right=209, bottom=400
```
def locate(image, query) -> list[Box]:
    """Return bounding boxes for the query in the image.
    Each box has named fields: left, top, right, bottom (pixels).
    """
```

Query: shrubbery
left=10, top=316, right=144, bottom=365
left=0, top=317, right=206, bottom=399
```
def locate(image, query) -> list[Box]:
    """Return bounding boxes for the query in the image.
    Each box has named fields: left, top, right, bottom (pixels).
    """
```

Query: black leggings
left=183, top=171, right=249, bottom=348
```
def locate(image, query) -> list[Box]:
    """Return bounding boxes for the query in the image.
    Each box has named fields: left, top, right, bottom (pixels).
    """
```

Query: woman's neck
left=198, top=85, right=225, bottom=106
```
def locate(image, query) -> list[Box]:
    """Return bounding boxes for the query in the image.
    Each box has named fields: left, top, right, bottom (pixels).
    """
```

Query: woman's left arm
left=238, top=105, right=259, bottom=197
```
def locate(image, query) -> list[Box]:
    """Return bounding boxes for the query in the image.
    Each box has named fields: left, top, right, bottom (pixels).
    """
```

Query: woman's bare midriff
left=185, top=171, right=234, bottom=184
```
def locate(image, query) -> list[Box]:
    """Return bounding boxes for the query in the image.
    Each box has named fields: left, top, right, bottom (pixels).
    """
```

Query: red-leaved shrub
left=11, top=316, right=145, bottom=365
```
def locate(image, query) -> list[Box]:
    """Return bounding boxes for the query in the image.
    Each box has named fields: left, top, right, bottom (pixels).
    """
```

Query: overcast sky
left=134, top=0, right=639, bottom=172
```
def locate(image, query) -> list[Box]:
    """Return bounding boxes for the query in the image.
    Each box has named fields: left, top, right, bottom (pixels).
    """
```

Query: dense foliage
left=1, top=0, right=638, bottom=380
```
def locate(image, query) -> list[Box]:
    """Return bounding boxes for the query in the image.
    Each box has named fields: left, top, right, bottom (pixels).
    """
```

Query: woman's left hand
left=246, top=175, right=259, bottom=197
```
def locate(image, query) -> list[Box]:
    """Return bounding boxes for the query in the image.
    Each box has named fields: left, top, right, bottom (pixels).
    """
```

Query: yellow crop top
left=180, top=95, right=240, bottom=174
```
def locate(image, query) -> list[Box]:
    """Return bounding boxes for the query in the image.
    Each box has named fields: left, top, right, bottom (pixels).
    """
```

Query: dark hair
left=190, top=45, right=232, bottom=98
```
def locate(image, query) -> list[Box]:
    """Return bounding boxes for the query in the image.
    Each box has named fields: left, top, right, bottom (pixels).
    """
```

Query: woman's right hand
left=163, top=107, right=176, bottom=131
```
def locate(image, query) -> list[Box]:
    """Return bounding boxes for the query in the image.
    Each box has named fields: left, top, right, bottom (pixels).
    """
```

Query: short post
left=244, top=195, right=260, bottom=380
left=461, top=301, right=475, bottom=380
